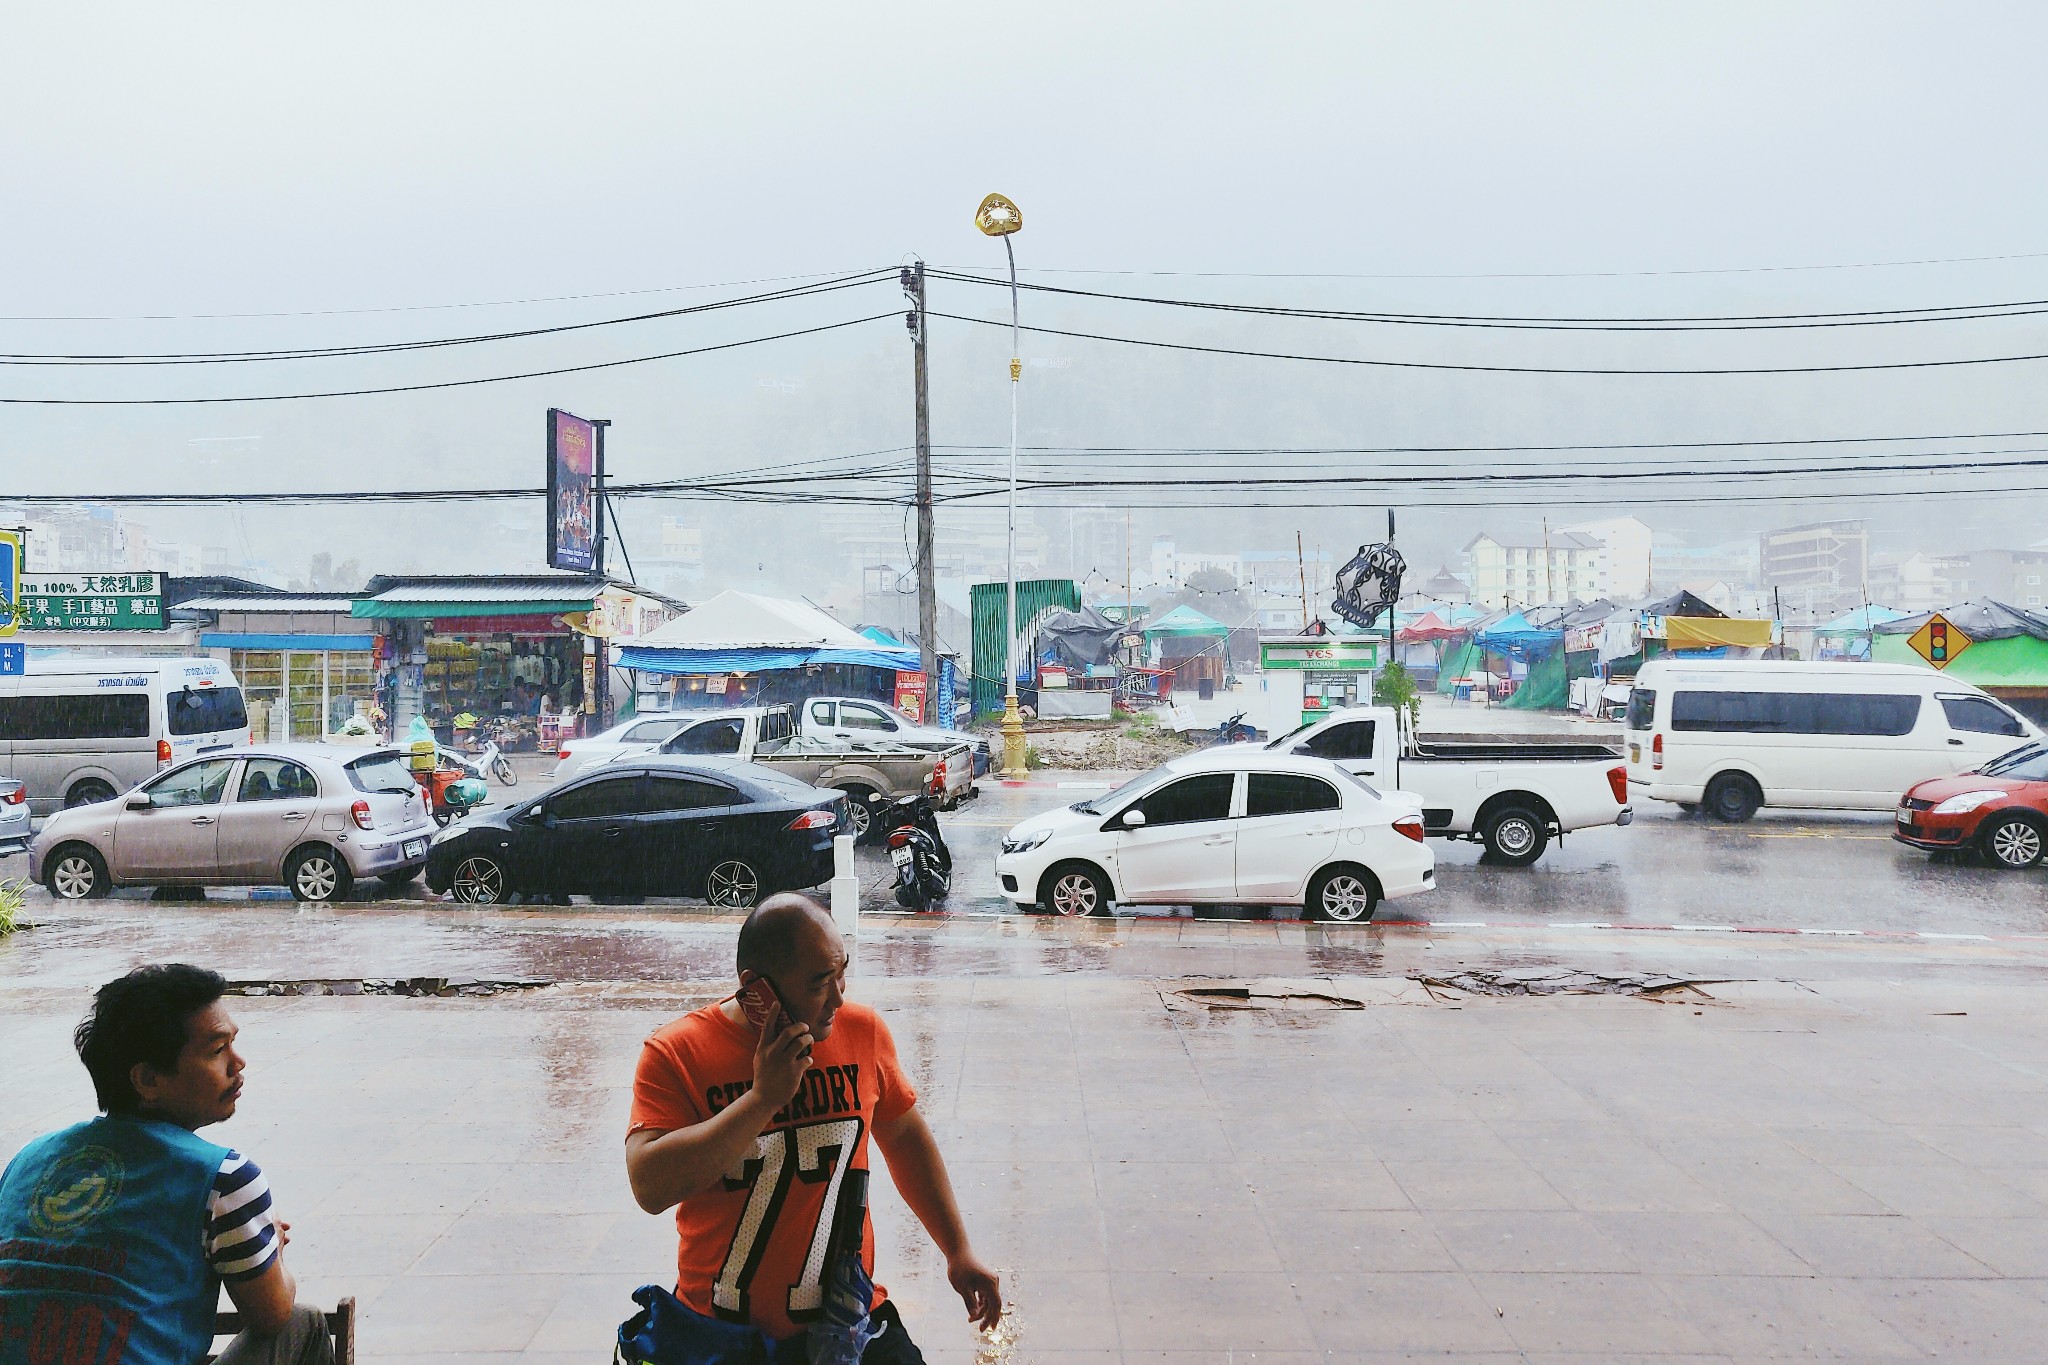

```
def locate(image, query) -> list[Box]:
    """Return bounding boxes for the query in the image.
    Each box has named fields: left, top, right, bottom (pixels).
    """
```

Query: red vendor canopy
left=1397, top=611, right=1465, bottom=643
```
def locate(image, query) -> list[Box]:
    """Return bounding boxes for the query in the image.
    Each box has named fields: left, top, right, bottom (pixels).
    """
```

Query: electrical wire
left=0, top=266, right=888, bottom=323
left=927, top=270, right=2048, bottom=331
left=0, top=314, right=897, bottom=404
left=0, top=272, right=895, bottom=365
left=929, top=426, right=2048, bottom=456
left=930, top=245, right=2048, bottom=282
left=930, top=311, right=2048, bottom=377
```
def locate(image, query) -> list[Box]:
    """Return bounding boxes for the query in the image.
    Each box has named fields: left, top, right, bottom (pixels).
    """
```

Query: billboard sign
left=0, top=530, right=19, bottom=639
left=547, top=409, right=601, bottom=573
left=15, top=573, right=165, bottom=631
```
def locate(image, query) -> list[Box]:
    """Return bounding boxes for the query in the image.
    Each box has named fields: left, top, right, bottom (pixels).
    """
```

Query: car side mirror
left=126, top=796, right=152, bottom=811
left=1122, top=809, right=1147, bottom=829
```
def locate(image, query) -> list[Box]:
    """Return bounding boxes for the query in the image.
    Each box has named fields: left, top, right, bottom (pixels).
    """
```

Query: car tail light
left=929, top=759, right=947, bottom=796
left=1, top=785, right=24, bottom=806
left=559, top=746, right=572, bottom=761
left=156, top=738, right=172, bottom=765
left=351, top=799, right=374, bottom=831
left=1651, top=734, right=1664, bottom=771
left=1393, top=815, right=1426, bottom=843
left=1607, top=764, right=1628, bottom=804
left=887, top=828, right=914, bottom=848
left=786, top=809, right=835, bottom=831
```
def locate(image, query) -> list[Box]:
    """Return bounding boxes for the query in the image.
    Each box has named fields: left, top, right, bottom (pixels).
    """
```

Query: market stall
left=1873, top=599, right=2048, bottom=724
left=615, top=589, right=956, bottom=721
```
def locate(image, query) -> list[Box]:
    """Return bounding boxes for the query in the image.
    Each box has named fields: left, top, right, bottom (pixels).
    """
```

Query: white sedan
left=994, top=748, right=1435, bottom=922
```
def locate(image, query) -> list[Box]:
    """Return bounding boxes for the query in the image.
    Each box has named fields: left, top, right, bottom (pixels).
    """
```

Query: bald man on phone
left=625, top=894, right=1001, bottom=1361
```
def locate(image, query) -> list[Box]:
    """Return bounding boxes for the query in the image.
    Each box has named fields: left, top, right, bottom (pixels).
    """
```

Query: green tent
left=1504, top=651, right=1572, bottom=709
left=1435, top=639, right=1484, bottom=694
left=1142, top=604, right=1231, bottom=639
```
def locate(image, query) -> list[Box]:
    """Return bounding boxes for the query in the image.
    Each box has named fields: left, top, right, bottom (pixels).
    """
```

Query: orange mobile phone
left=737, top=970, right=803, bottom=1043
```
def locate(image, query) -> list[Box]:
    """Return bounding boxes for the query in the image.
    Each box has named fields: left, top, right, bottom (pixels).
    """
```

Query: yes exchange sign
left=17, top=573, right=165, bottom=631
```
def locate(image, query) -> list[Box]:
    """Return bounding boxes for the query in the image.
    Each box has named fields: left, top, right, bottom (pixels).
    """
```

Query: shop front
left=351, top=575, right=681, bottom=747
left=1258, top=634, right=1381, bottom=736
left=182, top=595, right=378, bottom=742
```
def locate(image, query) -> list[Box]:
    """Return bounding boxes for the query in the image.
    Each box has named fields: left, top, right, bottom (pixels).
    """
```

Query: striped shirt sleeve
left=207, top=1151, right=281, bottom=1283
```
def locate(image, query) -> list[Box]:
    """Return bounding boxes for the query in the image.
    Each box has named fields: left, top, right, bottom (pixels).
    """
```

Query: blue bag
left=614, top=1284, right=798, bottom=1365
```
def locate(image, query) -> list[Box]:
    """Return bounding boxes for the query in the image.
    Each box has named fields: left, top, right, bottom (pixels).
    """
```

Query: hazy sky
left=6, top=2, right=2048, bottom=589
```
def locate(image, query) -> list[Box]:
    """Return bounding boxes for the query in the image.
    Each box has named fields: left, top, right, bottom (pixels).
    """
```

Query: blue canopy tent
left=616, top=590, right=956, bottom=717
left=1473, top=611, right=1565, bottom=661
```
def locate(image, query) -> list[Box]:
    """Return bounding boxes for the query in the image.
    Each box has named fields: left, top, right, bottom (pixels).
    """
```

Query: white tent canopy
left=631, top=589, right=872, bottom=651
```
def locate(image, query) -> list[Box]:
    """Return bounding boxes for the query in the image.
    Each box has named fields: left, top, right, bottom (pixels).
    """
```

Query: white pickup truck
left=1267, top=707, right=1631, bottom=864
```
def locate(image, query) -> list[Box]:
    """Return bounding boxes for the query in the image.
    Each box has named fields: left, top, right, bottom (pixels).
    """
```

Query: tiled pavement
left=6, top=960, right=2048, bottom=1361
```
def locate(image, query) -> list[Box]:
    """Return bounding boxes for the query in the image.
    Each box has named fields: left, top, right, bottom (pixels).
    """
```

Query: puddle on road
left=1415, top=966, right=1731, bottom=1000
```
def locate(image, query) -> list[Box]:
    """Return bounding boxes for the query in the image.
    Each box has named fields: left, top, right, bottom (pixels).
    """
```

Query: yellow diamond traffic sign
left=1907, top=612, right=1972, bottom=669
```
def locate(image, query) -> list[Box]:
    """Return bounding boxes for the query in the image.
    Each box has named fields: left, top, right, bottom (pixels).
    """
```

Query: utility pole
left=1296, top=531, right=1310, bottom=630
left=591, top=419, right=613, bottom=730
left=903, top=263, right=937, bottom=721
left=1542, top=517, right=1554, bottom=605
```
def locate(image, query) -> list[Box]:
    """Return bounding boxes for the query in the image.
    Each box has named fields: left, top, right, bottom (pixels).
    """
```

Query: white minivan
left=0, top=656, right=250, bottom=814
left=1625, top=659, right=2037, bottom=821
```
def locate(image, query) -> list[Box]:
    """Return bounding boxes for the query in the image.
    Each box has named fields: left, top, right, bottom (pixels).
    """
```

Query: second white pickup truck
left=1267, top=706, right=1631, bottom=864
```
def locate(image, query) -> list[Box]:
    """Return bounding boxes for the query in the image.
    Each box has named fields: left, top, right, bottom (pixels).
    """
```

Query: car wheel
left=1481, top=807, right=1549, bottom=865
left=449, top=856, right=507, bottom=904
left=378, top=868, right=421, bottom=889
left=46, top=845, right=109, bottom=900
left=1980, top=813, right=2045, bottom=870
left=1040, top=863, right=1112, bottom=917
left=706, top=859, right=762, bottom=909
left=286, top=846, right=353, bottom=903
left=64, top=780, right=116, bottom=809
left=841, top=787, right=877, bottom=841
left=1305, top=865, right=1379, bottom=923
left=1704, top=773, right=1762, bottom=823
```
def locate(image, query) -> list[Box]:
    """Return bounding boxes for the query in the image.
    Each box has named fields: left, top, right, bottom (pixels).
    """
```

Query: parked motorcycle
left=444, top=740, right=517, bottom=787
left=417, top=765, right=491, bottom=827
left=878, top=794, right=952, bottom=909
left=1211, top=711, right=1256, bottom=745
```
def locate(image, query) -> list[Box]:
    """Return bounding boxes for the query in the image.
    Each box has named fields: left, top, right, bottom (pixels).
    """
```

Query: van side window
left=1302, top=720, right=1375, bottom=761
left=1625, top=689, right=1656, bottom=731
left=1940, top=696, right=2027, bottom=737
left=1670, top=691, right=1919, bottom=737
left=167, top=687, right=248, bottom=737
left=0, top=693, right=152, bottom=741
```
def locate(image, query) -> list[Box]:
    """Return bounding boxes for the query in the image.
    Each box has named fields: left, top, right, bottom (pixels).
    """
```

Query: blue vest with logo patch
left=0, top=1115, right=229, bottom=1365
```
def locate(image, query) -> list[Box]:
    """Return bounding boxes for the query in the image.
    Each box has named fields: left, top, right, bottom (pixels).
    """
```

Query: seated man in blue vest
left=0, top=964, right=331, bottom=1365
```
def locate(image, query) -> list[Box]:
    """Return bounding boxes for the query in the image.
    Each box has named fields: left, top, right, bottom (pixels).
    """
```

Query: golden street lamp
left=976, top=192, right=1030, bottom=779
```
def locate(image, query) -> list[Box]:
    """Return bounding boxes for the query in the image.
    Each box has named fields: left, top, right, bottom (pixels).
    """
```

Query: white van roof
left=22, top=655, right=232, bottom=678
left=1636, top=659, right=1942, bottom=683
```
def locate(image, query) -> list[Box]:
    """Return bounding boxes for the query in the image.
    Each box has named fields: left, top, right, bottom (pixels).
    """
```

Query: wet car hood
left=1903, top=774, right=2036, bottom=803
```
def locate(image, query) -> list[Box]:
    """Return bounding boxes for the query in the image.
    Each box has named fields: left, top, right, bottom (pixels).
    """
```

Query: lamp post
left=976, top=192, right=1029, bottom=778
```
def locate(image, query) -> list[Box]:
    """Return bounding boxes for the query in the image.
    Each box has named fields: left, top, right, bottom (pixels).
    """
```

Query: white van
left=1624, top=659, right=2038, bottom=820
left=0, top=656, right=250, bottom=814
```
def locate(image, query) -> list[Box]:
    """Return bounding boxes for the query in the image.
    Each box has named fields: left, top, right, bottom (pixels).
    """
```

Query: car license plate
left=404, top=838, right=427, bottom=858
left=1896, top=810, right=1911, bottom=826
left=890, top=846, right=913, bottom=868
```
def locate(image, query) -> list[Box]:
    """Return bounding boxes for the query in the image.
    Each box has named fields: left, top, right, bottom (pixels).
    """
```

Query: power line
left=928, top=270, right=2048, bottom=331
left=0, top=314, right=896, bottom=404
left=0, top=271, right=894, bottom=365
left=0, top=266, right=887, bottom=323
left=931, top=426, right=2048, bottom=456
left=931, top=311, right=2048, bottom=377
left=931, top=245, right=2048, bottom=282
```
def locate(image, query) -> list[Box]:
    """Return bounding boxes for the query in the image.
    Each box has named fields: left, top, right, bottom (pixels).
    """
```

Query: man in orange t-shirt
left=626, top=894, right=1001, bottom=1358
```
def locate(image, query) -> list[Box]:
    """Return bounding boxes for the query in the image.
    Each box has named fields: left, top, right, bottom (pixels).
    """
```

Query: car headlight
left=1001, top=829, right=1052, bottom=855
left=1932, top=790, right=2004, bottom=815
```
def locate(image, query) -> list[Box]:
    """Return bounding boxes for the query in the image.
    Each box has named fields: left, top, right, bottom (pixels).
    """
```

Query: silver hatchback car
left=29, top=744, right=437, bottom=902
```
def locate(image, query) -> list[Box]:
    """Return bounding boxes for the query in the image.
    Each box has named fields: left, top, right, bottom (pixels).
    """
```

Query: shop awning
left=616, top=645, right=920, bottom=676
left=351, top=575, right=606, bottom=620
left=1659, top=616, right=1776, bottom=649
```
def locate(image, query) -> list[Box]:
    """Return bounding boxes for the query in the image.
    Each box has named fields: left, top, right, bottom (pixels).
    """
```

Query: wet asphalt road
left=5, top=769, right=2042, bottom=940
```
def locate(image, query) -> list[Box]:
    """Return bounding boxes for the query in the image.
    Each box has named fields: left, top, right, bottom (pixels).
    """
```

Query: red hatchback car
left=1896, top=741, right=2048, bottom=869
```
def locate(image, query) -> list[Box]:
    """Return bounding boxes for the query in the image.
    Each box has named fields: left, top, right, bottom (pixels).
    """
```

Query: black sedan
left=425, top=757, right=844, bottom=906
